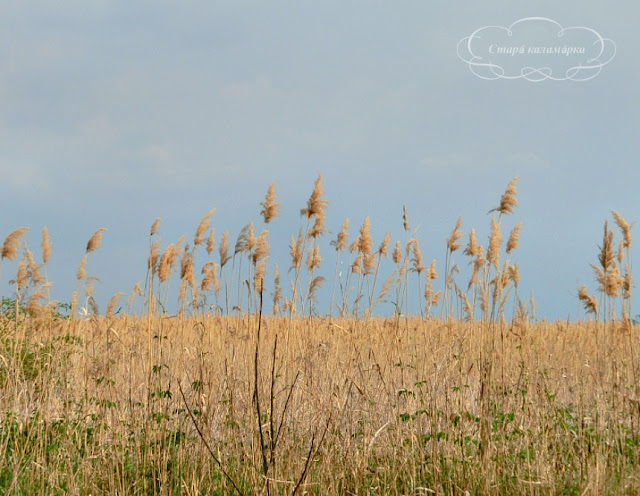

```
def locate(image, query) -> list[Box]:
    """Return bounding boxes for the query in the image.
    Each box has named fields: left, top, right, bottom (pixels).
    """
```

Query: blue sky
left=1, top=2, right=637, bottom=319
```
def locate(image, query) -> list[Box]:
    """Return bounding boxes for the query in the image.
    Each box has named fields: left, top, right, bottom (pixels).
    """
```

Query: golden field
left=0, top=176, right=637, bottom=495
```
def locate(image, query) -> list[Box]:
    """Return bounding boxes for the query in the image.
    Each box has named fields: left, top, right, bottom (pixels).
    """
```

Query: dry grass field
left=1, top=177, right=638, bottom=495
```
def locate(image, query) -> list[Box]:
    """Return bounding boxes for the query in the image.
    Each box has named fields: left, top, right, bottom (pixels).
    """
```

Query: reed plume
left=234, top=223, right=252, bottom=255
left=612, top=210, right=631, bottom=249
left=301, top=174, right=327, bottom=220
left=487, top=217, right=501, bottom=270
left=309, top=210, right=327, bottom=238
left=2, top=227, right=29, bottom=261
left=490, top=176, right=519, bottom=215
left=402, top=205, right=409, bottom=232
left=24, top=247, right=44, bottom=285
left=410, top=239, right=426, bottom=317
left=148, top=239, right=160, bottom=275
left=623, top=266, right=632, bottom=299
left=443, top=217, right=463, bottom=318
left=356, top=218, right=372, bottom=255
left=260, top=182, right=280, bottom=224
left=604, top=263, right=624, bottom=298
left=578, top=285, right=598, bottom=316
left=393, top=241, right=402, bottom=265
left=289, top=229, right=303, bottom=270
left=349, top=235, right=360, bottom=253
left=618, top=238, right=625, bottom=264
left=464, top=229, right=479, bottom=258
left=331, top=219, right=350, bottom=252
left=206, top=229, right=215, bottom=255
left=378, top=231, right=390, bottom=257
left=77, top=255, right=88, bottom=281
left=373, top=271, right=395, bottom=307
left=180, top=249, right=196, bottom=290
left=194, top=209, right=215, bottom=247
left=427, top=259, right=438, bottom=281
left=15, top=258, right=28, bottom=292
left=200, top=261, right=219, bottom=292
left=86, top=228, right=107, bottom=253
left=363, top=253, right=376, bottom=275
left=329, top=219, right=349, bottom=318
left=424, top=261, right=438, bottom=317
left=351, top=254, right=363, bottom=274
left=85, top=278, right=98, bottom=299
left=468, top=249, right=483, bottom=290
left=150, top=218, right=161, bottom=236
left=158, top=243, right=177, bottom=283
left=106, top=292, right=124, bottom=319
left=307, top=245, right=322, bottom=271
left=308, top=276, right=326, bottom=305
left=26, top=283, right=50, bottom=315
left=128, top=281, right=143, bottom=311
left=252, top=231, right=270, bottom=264
left=254, top=261, right=267, bottom=291
left=446, top=217, right=463, bottom=252
left=41, top=227, right=51, bottom=265
left=219, top=230, right=230, bottom=267
left=431, top=291, right=442, bottom=306
left=410, top=240, right=425, bottom=274
left=273, top=264, right=281, bottom=314
left=508, top=263, right=520, bottom=288
left=506, top=223, right=523, bottom=254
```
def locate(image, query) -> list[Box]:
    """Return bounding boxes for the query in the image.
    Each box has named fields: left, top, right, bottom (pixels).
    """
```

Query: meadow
left=1, top=176, right=638, bottom=495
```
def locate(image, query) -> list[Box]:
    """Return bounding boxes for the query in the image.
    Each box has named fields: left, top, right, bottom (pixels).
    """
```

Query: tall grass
left=0, top=176, right=638, bottom=495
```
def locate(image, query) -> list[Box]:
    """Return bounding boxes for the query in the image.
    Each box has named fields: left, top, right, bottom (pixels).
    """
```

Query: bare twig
left=274, top=371, right=300, bottom=451
left=177, top=381, right=244, bottom=495
left=291, top=414, right=331, bottom=496
left=254, top=281, right=270, bottom=481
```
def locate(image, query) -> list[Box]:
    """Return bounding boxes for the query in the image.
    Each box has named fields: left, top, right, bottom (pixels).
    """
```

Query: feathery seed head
left=446, top=217, right=463, bottom=252
left=410, top=239, right=425, bottom=274
left=612, top=210, right=632, bottom=249
left=309, top=210, right=327, bottom=238
left=301, top=175, right=327, bottom=219
left=86, top=228, right=107, bottom=253
left=206, top=229, right=215, bottom=255
left=260, top=183, right=280, bottom=224
left=252, top=230, right=270, bottom=265
left=427, top=259, right=438, bottom=280
left=490, top=176, right=519, bottom=215
left=487, top=217, right=502, bottom=270
left=331, top=218, right=350, bottom=252
left=393, top=241, right=402, bottom=265
left=402, top=205, right=409, bottom=232
left=2, top=227, right=29, bottom=261
left=351, top=253, right=363, bottom=274
left=106, top=292, right=124, bottom=319
left=289, top=228, right=303, bottom=269
left=578, top=285, right=598, bottom=315
left=506, top=222, right=523, bottom=254
left=150, top=218, right=161, bottom=236
left=598, top=221, right=615, bottom=272
left=41, top=227, right=51, bottom=265
left=358, top=217, right=373, bottom=256
left=463, top=229, right=478, bottom=258
left=378, top=231, right=391, bottom=257
left=219, top=230, right=231, bottom=267
left=194, top=209, right=215, bottom=247
left=77, top=254, right=88, bottom=281
left=254, top=261, right=267, bottom=291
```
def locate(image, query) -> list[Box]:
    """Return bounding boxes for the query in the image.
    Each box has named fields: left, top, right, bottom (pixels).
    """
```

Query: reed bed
left=0, top=176, right=638, bottom=495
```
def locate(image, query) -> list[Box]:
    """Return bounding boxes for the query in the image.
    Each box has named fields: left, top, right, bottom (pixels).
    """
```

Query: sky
left=1, top=1, right=638, bottom=320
